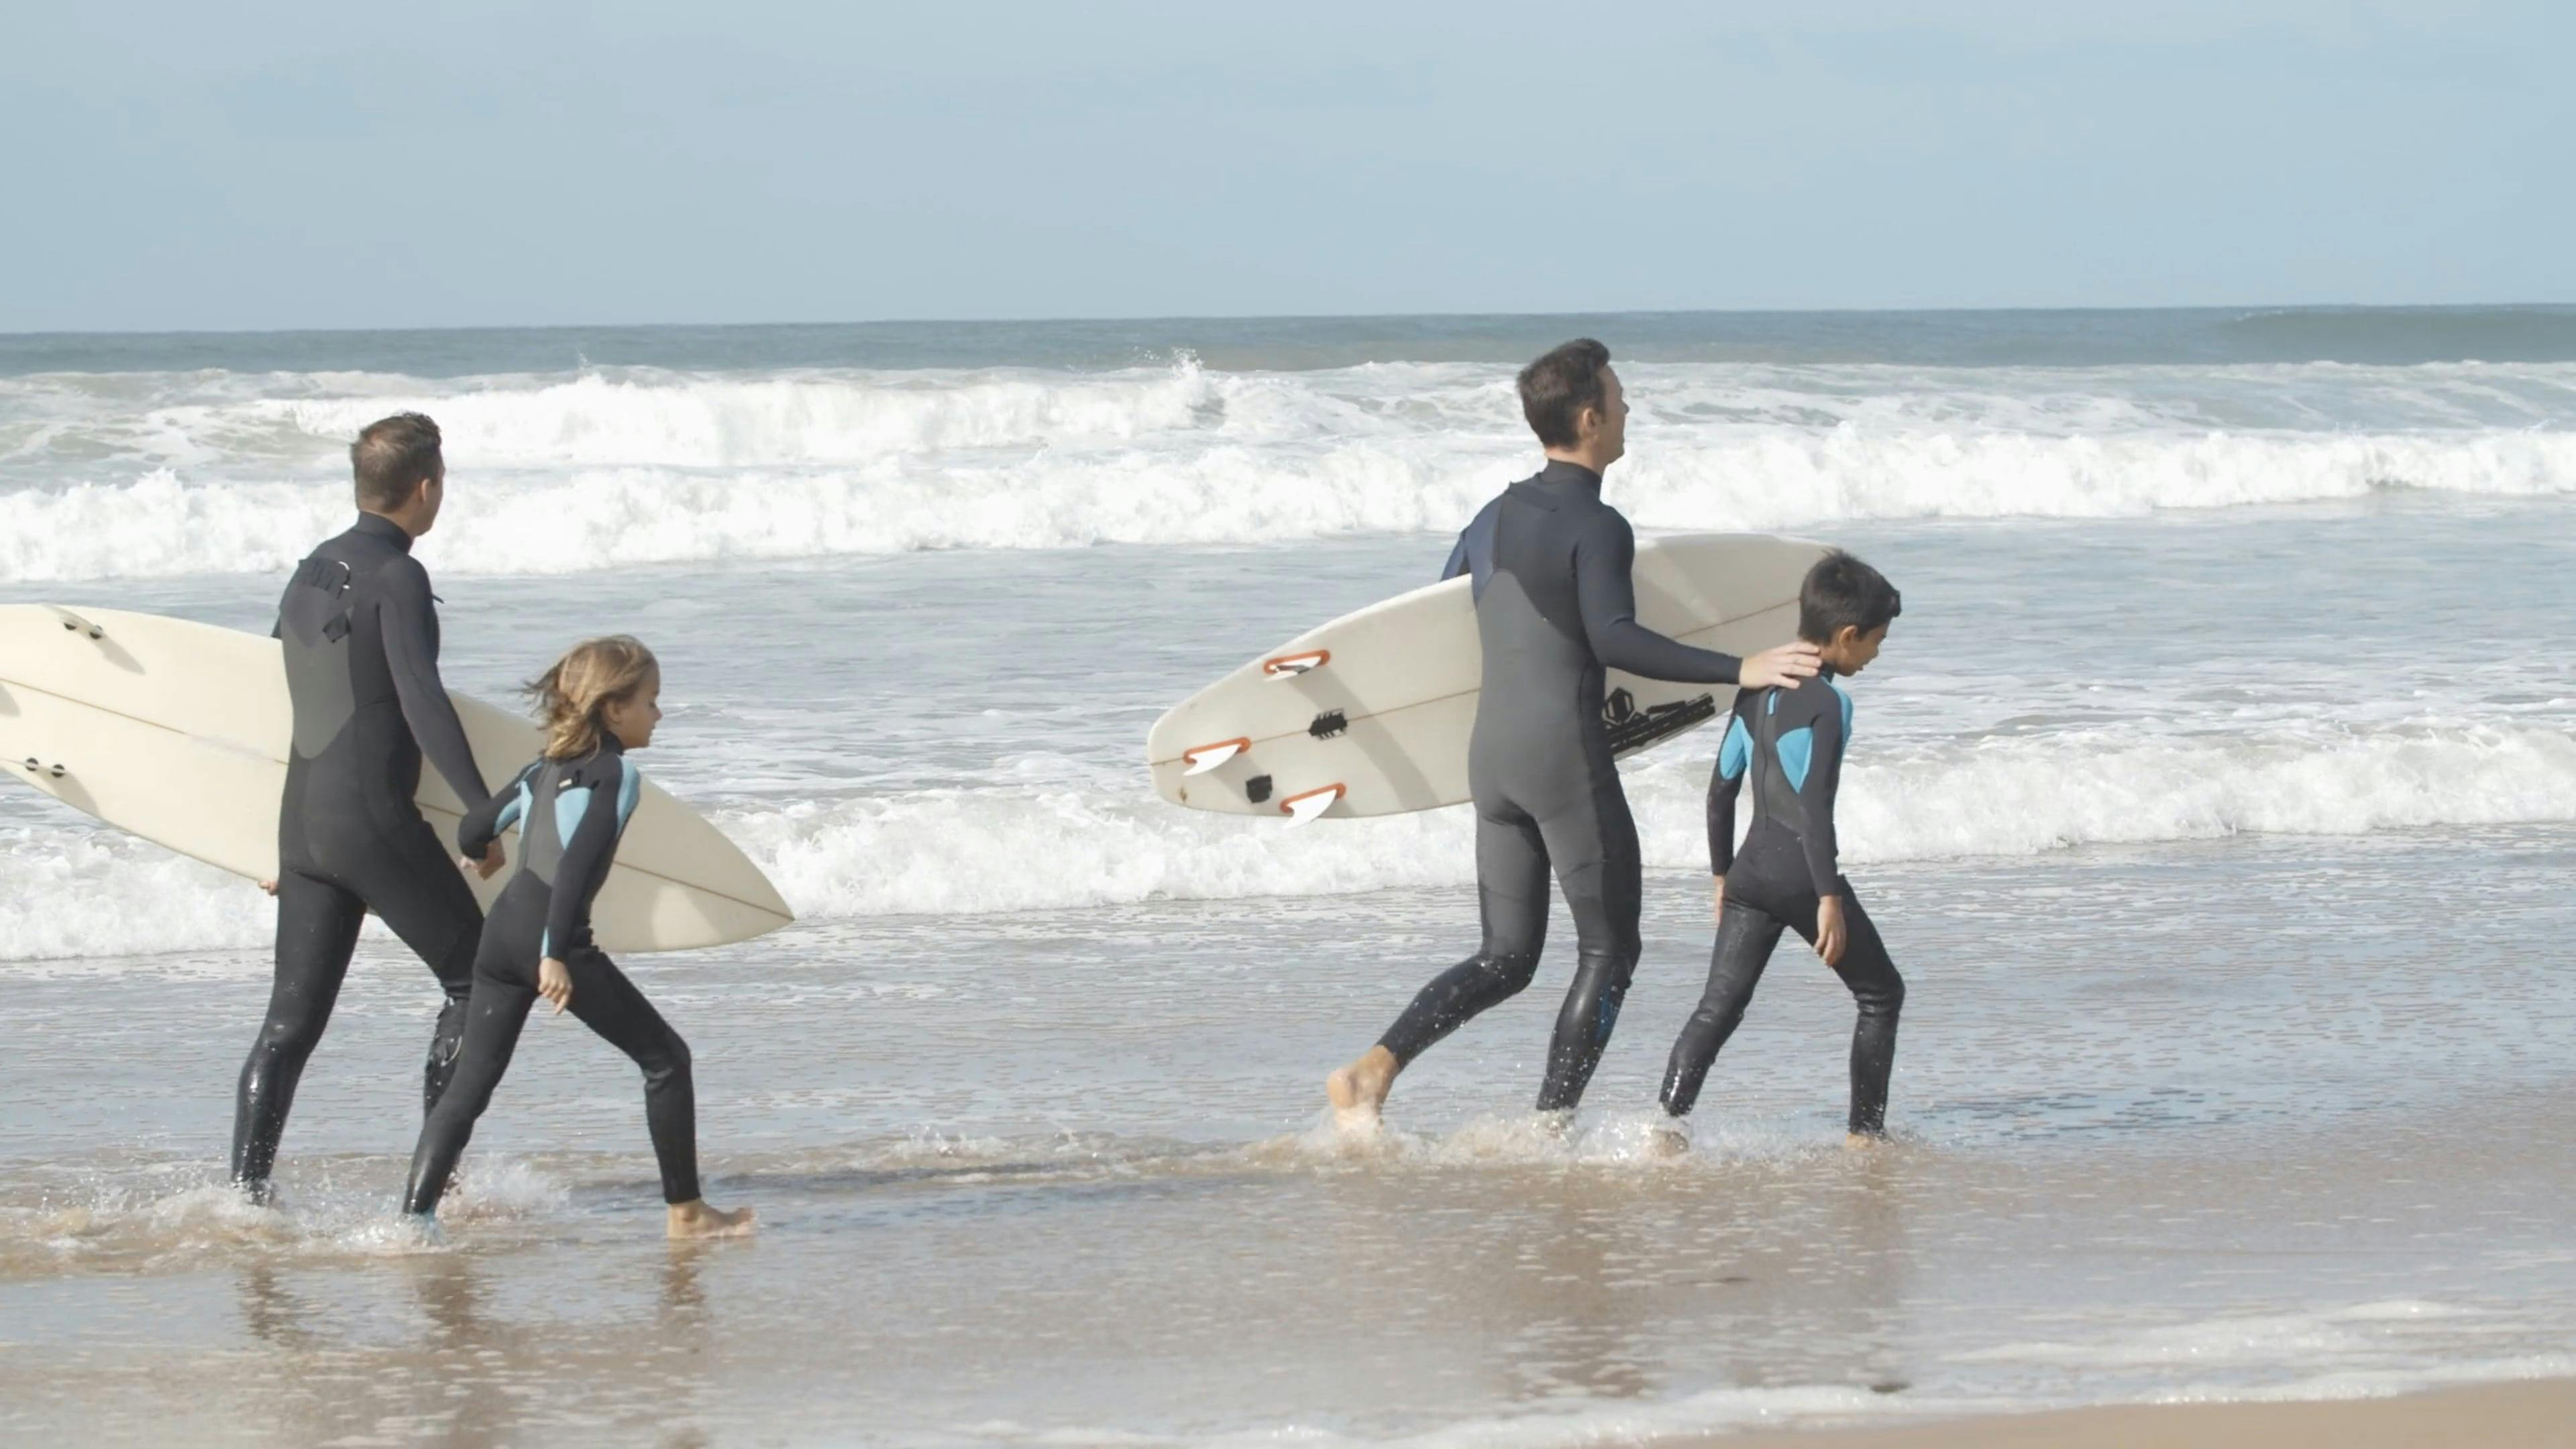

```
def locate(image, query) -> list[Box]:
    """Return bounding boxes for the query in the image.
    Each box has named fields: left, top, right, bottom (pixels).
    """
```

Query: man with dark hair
left=1659, top=550, right=1906, bottom=1148
left=232, top=413, right=504, bottom=1200
left=1327, top=340, right=1821, bottom=1128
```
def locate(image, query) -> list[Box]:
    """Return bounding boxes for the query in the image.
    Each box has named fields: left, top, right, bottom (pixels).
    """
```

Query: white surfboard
left=1146, top=533, right=1829, bottom=820
left=0, top=604, right=794, bottom=953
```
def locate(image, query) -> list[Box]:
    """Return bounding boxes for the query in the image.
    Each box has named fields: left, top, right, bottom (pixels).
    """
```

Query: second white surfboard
left=1145, top=533, right=1829, bottom=821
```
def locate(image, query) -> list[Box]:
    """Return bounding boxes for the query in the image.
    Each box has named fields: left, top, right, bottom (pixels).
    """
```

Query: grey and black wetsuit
left=1377, top=460, right=1746, bottom=1112
left=232, top=513, right=494, bottom=1191
left=1659, top=672, right=1905, bottom=1136
left=404, top=739, right=700, bottom=1215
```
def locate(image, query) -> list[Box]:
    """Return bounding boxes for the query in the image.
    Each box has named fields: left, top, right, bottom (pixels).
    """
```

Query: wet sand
left=1721, top=1377, right=2576, bottom=1446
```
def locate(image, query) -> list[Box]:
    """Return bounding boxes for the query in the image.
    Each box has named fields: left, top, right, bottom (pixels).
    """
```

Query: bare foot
left=666, top=1199, right=757, bottom=1239
left=1325, top=1046, right=1399, bottom=1134
left=1845, top=1132, right=1888, bottom=1152
left=1648, top=1121, right=1690, bottom=1159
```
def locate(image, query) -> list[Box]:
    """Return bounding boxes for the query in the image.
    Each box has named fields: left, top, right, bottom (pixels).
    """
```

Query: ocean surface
left=2, top=307, right=2573, bottom=1445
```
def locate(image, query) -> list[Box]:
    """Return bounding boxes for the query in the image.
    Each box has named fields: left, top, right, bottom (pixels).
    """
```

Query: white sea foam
left=7, top=722, right=2571, bottom=962
left=0, top=828, right=274, bottom=962
left=7, top=427, right=2575, bottom=584
left=271, top=362, right=1238, bottom=467
left=5, top=359, right=2575, bottom=581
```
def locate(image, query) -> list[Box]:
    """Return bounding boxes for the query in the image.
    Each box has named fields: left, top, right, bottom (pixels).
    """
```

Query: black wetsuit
left=404, top=739, right=700, bottom=1214
left=1376, top=460, right=1746, bottom=1111
left=231, top=513, right=494, bottom=1190
left=1660, top=672, right=1906, bottom=1136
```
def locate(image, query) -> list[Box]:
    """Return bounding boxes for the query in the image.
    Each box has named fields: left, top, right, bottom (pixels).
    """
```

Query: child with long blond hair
left=402, top=635, right=753, bottom=1238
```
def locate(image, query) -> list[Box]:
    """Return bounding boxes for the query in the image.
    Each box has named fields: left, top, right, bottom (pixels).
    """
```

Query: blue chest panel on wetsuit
left=1718, top=681, right=1851, bottom=797
left=508, top=754, right=640, bottom=887
left=1706, top=671, right=1853, bottom=898
left=500, top=750, right=641, bottom=959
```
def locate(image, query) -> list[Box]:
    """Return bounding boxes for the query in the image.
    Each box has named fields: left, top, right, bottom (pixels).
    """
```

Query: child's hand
left=537, top=956, right=574, bottom=1014
left=1815, top=894, right=1847, bottom=969
left=1711, top=875, right=1726, bottom=927
left=472, top=841, right=507, bottom=880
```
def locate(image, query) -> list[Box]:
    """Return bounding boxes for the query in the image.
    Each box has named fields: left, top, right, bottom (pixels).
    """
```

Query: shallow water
left=5, top=822, right=2574, bottom=1444
left=3, top=315, right=2574, bottom=1443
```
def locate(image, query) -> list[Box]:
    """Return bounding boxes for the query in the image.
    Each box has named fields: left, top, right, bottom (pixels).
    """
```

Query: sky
left=3, top=1, right=2569, bottom=331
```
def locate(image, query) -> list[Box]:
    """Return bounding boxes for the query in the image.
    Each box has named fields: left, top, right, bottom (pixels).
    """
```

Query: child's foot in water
left=1648, top=1121, right=1690, bottom=1158
left=1845, top=1131, right=1888, bottom=1152
left=1325, top=1046, right=1399, bottom=1134
left=667, top=1199, right=757, bottom=1239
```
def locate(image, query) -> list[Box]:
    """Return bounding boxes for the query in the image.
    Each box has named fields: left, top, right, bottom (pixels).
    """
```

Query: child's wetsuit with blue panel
left=1660, top=671, right=1905, bottom=1135
left=403, top=737, right=700, bottom=1214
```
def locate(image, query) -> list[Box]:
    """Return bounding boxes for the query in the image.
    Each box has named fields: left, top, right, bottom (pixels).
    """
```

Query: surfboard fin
left=1279, top=784, right=1344, bottom=826
left=1182, top=738, right=1248, bottom=775
left=49, top=608, right=103, bottom=640
left=1262, top=649, right=1330, bottom=679
left=21, top=759, right=65, bottom=780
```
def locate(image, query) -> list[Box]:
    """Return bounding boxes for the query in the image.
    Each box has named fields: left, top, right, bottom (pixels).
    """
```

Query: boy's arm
left=1707, top=704, right=1750, bottom=876
left=1799, top=690, right=1848, bottom=898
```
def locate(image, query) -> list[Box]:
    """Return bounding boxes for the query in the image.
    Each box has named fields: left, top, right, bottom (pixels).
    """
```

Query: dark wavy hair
left=1798, top=551, right=1902, bottom=644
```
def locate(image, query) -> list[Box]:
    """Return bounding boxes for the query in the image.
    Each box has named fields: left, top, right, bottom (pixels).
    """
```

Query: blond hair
left=527, top=635, right=659, bottom=761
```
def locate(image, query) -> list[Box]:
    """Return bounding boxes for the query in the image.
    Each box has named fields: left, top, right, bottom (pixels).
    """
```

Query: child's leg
left=561, top=952, right=700, bottom=1205
left=1659, top=901, right=1787, bottom=1117
left=402, top=956, right=538, bottom=1215
left=1793, top=891, right=1905, bottom=1136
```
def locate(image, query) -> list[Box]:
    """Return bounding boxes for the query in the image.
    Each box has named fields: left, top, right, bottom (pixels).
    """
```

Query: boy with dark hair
left=1656, top=549, right=1907, bottom=1148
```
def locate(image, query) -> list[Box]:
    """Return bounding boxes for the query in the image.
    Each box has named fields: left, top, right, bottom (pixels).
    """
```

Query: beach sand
left=1719, top=1378, right=2576, bottom=1447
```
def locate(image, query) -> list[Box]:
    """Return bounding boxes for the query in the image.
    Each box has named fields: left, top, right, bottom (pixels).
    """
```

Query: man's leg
left=1379, top=809, right=1552, bottom=1061
left=231, top=871, right=365, bottom=1193
left=1327, top=808, right=1551, bottom=1125
left=345, top=820, right=486, bottom=1115
left=1532, top=782, right=1643, bottom=1114
left=1659, top=902, right=1788, bottom=1118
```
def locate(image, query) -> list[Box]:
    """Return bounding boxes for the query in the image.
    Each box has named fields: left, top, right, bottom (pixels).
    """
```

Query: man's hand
left=258, top=879, right=278, bottom=898
left=473, top=841, right=506, bottom=881
left=1815, top=894, right=1847, bottom=969
left=1711, top=875, right=1727, bottom=928
left=1740, top=641, right=1823, bottom=690
left=538, top=957, right=574, bottom=1014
